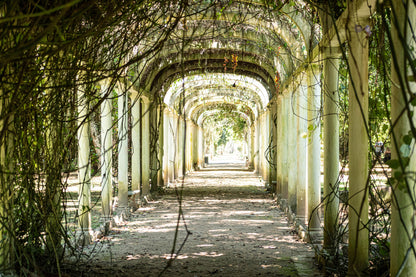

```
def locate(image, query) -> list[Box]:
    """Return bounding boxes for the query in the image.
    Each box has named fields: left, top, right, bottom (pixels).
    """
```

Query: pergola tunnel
left=1, top=0, right=416, bottom=276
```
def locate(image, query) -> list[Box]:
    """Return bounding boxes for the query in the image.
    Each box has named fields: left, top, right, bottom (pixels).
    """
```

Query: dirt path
left=68, top=164, right=322, bottom=276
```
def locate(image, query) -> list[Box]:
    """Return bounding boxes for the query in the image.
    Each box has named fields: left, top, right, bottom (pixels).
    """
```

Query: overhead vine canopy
left=0, top=0, right=322, bottom=274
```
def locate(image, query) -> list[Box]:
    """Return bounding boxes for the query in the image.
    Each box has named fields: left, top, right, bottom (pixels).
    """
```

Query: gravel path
left=68, top=165, right=322, bottom=276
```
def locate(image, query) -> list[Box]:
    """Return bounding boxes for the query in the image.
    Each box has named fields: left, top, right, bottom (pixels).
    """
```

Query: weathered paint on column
left=172, top=112, right=179, bottom=179
left=269, top=101, right=277, bottom=192
left=288, top=91, right=298, bottom=212
left=307, top=68, right=321, bottom=232
left=100, top=81, right=113, bottom=221
left=198, top=126, right=204, bottom=167
left=149, top=104, right=161, bottom=192
left=322, top=49, right=340, bottom=253
left=185, top=119, right=192, bottom=173
left=264, top=110, right=271, bottom=183
left=347, top=5, right=370, bottom=273
left=192, top=122, right=198, bottom=169
left=158, top=105, right=164, bottom=188
left=260, top=112, right=268, bottom=181
left=390, top=1, right=416, bottom=275
left=296, top=80, right=308, bottom=222
left=280, top=94, right=289, bottom=202
left=117, top=87, right=129, bottom=209
left=77, top=86, right=92, bottom=244
left=131, top=97, right=141, bottom=193
left=141, top=97, right=150, bottom=196
left=176, top=117, right=186, bottom=177
left=163, top=108, right=170, bottom=186
left=275, top=95, right=283, bottom=196
left=249, top=124, right=254, bottom=167
left=254, top=120, right=260, bottom=173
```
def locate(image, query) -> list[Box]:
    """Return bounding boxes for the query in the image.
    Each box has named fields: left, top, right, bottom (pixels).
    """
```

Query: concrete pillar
left=260, top=113, right=266, bottom=180
left=249, top=124, right=254, bottom=167
left=192, top=123, right=198, bottom=169
left=141, top=97, right=150, bottom=196
left=256, top=119, right=260, bottom=174
left=131, top=97, right=141, bottom=194
left=173, top=112, right=179, bottom=179
left=280, top=94, right=289, bottom=202
left=322, top=49, right=340, bottom=253
left=198, top=126, right=204, bottom=168
left=158, top=107, right=164, bottom=187
left=296, top=80, right=308, bottom=223
left=168, top=110, right=176, bottom=181
left=150, top=103, right=161, bottom=192
left=264, top=111, right=270, bottom=182
left=177, top=117, right=185, bottom=177
left=269, top=102, right=277, bottom=192
left=307, top=68, right=322, bottom=232
left=275, top=95, right=283, bottom=196
left=390, top=1, right=416, bottom=275
left=100, top=81, right=113, bottom=222
left=288, top=92, right=298, bottom=212
left=185, top=119, right=192, bottom=173
left=253, top=121, right=259, bottom=172
left=163, top=109, right=170, bottom=186
left=77, top=86, right=92, bottom=244
left=117, top=87, right=129, bottom=210
left=347, top=4, right=370, bottom=273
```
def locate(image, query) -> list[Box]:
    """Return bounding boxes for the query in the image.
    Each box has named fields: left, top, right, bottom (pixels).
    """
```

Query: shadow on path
left=68, top=162, right=322, bottom=277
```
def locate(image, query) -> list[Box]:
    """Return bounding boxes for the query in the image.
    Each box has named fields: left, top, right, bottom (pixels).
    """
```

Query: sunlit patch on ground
left=66, top=158, right=322, bottom=276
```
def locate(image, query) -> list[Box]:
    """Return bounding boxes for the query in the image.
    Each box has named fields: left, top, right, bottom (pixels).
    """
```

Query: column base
left=99, top=216, right=115, bottom=236
left=75, top=229, right=92, bottom=247
left=113, top=206, right=130, bottom=225
left=307, top=227, right=323, bottom=244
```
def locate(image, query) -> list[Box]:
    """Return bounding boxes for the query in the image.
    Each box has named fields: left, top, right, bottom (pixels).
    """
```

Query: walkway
left=69, top=157, right=322, bottom=276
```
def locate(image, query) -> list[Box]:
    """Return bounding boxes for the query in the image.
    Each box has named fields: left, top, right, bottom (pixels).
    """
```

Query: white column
left=192, top=123, right=198, bottom=169
left=323, top=49, right=340, bottom=253
left=163, top=109, right=170, bottom=186
left=248, top=124, right=253, bottom=166
left=185, top=119, right=192, bottom=173
left=177, top=117, right=185, bottom=177
left=172, top=112, right=179, bottom=179
left=281, top=94, right=289, bottom=202
left=253, top=123, right=257, bottom=172
left=198, top=126, right=204, bottom=168
left=117, top=87, right=129, bottom=210
left=259, top=114, right=264, bottom=178
left=269, top=102, right=277, bottom=191
left=100, top=81, right=113, bottom=222
left=255, top=120, right=260, bottom=173
left=307, top=68, right=321, bottom=232
left=276, top=95, right=283, bottom=196
left=131, top=97, right=141, bottom=193
left=288, top=92, right=298, bottom=212
left=347, top=4, right=369, bottom=273
left=390, top=1, right=416, bottom=275
left=77, top=86, right=92, bottom=244
left=141, top=97, right=150, bottom=195
left=296, top=81, right=308, bottom=223
left=263, top=111, right=270, bottom=182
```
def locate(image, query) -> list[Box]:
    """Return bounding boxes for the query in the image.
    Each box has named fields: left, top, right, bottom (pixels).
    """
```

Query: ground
left=64, top=157, right=322, bottom=276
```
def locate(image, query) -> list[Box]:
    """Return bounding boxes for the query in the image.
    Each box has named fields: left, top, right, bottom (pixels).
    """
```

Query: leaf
left=386, top=159, right=400, bottom=169
left=400, top=144, right=411, bottom=157
left=394, top=171, right=403, bottom=180
left=403, top=134, right=412, bottom=145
